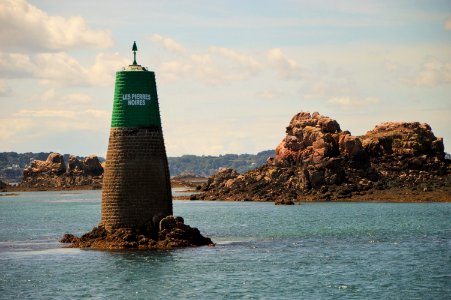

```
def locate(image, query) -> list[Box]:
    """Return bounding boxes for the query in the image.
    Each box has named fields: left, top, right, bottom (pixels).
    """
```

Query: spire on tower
left=132, top=41, right=138, bottom=65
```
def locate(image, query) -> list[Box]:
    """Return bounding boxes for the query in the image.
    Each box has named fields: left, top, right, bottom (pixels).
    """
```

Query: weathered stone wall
left=101, top=127, right=172, bottom=230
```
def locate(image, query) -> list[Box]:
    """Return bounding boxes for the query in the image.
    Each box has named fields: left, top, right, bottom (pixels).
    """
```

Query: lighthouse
left=101, top=42, right=172, bottom=232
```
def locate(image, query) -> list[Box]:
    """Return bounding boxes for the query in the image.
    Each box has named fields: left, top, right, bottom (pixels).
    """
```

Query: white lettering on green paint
left=128, top=99, right=146, bottom=105
left=122, top=94, right=151, bottom=105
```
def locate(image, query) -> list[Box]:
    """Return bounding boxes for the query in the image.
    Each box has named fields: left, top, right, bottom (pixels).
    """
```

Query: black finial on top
left=132, top=41, right=138, bottom=65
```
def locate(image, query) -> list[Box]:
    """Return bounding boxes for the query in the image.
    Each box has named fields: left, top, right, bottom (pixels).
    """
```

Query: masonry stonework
left=101, top=127, right=172, bottom=230
left=61, top=43, right=213, bottom=249
left=100, top=57, right=172, bottom=231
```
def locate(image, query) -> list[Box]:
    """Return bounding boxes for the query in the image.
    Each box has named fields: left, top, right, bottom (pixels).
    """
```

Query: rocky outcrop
left=202, top=168, right=240, bottom=191
left=19, top=153, right=104, bottom=190
left=68, top=155, right=103, bottom=176
left=275, top=112, right=342, bottom=164
left=61, top=215, right=213, bottom=250
left=23, top=153, right=66, bottom=176
left=196, top=112, right=450, bottom=202
left=362, top=122, right=444, bottom=157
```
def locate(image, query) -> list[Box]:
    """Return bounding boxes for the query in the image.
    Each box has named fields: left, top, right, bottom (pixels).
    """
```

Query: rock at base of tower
left=61, top=215, right=214, bottom=250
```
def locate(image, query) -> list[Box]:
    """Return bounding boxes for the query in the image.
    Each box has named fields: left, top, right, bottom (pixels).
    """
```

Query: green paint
left=111, top=70, right=162, bottom=128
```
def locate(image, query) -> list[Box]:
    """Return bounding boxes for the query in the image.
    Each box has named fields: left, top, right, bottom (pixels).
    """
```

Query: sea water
left=0, top=190, right=450, bottom=299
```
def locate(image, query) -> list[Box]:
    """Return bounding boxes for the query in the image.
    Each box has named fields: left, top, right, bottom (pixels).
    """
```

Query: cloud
left=9, top=108, right=110, bottom=130
left=444, top=16, right=451, bottom=31
left=0, top=51, right=128, bottom=87
left=88, top=53, right=130, bottom=86
left=0, top=117, right=34, bottom=140
left=0, top=0, right=113, bottom=51
left=301, top=70, right=354, bottom=101
left=65, top=93, right=92, bottom=105
left=0, top=53, right=36, bottom=78
left=149, top=34, right=306, bottom=85
left=149, top=34, right=266, bottom=85
left=39, top=88, right=92, bottom=105
left=327, top=96, right=380, bottom=107
left=150, top=34, right=186, bottom=54
left=257, top=90, right=284, bottom=99
left=0, top=80, right=12, bottom=96
left=0, top=107, right=111, bottom=152
left=302, top=82, right=329, bottom=100
left=159, top=60, right=192, bottom=81
left=414, top=58, right=451, bottom=87
left=1, top=40, right=260, bottom=87
left=34, top=52, right=89, bottom=85
left=266, top=48, right=301, bottom=79
left=384, top=61, right=398, bottom=72
left=211, top=47, right=261, bottom=71
left=13, top=109, right=76, bottom=118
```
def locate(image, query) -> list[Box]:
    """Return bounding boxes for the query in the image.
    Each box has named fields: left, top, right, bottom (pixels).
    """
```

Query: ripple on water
left=0, top=193, right=450, bottom=299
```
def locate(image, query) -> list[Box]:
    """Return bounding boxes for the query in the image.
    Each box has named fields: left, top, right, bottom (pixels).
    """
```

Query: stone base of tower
left=61, top=215, right=214, bottom=250
left=101, top=127, right=173, bottom=231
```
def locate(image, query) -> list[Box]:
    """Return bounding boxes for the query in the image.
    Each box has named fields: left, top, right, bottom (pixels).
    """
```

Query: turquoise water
left=0, top=191, right=450, bottom=299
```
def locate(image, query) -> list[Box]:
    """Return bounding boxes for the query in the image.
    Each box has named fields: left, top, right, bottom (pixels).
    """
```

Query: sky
left=0, top=0, right=450, bottom=157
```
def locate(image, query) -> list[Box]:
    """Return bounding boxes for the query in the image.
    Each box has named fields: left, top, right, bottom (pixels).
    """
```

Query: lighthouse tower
left=101, top=42, right=172, bottom=231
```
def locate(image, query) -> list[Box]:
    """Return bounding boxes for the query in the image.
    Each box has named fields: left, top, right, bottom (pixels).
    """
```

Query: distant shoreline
left=2, top=177, right=449, bottom=203
left=3, top=185, right=101, bottom=192
left=5, top=184, right=447, bottom=203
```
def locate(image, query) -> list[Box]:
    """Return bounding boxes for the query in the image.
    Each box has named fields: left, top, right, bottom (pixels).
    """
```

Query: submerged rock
left=275, top=199, right=295, bottom=205
left=61, top=215, right=214, bottom=250
left=0, top=179, right=7, bottom=191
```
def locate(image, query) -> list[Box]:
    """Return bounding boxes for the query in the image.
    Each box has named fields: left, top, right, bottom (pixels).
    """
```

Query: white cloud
left=0, top=51, right=128, bottom=87
left=159, top=60, right=192, bottom=81
left=266, top=48, right=301, bottom=79
left=89, top=53, right=130, bottom=86
left=7, top=108, right=110, bottom=132
left=327, top=96, right=380, bottom=107
left=2, top=45, right=263, bottom=87
left=66, top=93, right=92, bottom=105
left=0, top=107, right=110, bottom=154
left=0, top=0, right=113, bottom=51
left=0, top=117, right=34, bottom=140
left=34, top=52, right=88, bottom=85
left=301, top=70, right=354, bottom=101
left=150, top=34, right=186, bottom=54
left=39, top=88, right=92, bottom=105
left=257, top=90, right=284, bottom=99
left=415, top=58, right=451, bottom=87
left=0, top=80, right=12, bottom=96
left=149, top=34, right=267, bottom=85
left=444, top=16, right=451, bottom=31
left=39, top=88, right=56, bottom=101
left=0, top=53, right=36, bottom=78
left=384, top=61, right=398, bottom=72
left=13, top=109, right=77, bottom=118
left=149, top=34, right=306, bottom=85
left=211, top=47, right=261, bottom=71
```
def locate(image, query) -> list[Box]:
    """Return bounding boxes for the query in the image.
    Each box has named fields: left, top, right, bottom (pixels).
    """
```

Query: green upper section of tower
left=110, top=42, right=162, bottom=128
